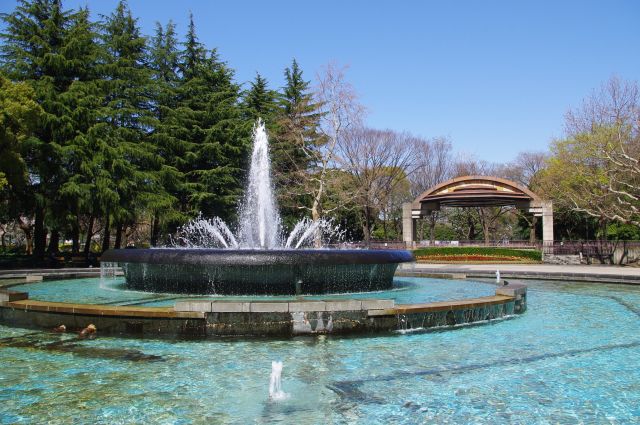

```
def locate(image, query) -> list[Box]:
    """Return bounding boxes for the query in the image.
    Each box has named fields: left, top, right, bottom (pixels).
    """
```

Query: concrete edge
left=397, top=270, right=640, bottom=285
left=0, top=273, right=528, bottom=337
left=174, top=298, right=397, bottom=313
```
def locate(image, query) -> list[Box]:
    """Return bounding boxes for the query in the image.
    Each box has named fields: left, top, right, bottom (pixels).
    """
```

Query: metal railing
left=326, top=241, right=407, bottom=250
left=318, top=239, right=640, bottom=265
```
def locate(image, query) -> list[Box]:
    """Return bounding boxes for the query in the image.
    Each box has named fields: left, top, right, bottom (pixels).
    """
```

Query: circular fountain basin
left=101, top=248, right=414, bottom=295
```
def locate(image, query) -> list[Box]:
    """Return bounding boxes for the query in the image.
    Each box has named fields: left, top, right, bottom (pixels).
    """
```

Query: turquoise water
left=8, top=276, right=498, bottom=306
left=1, top=278, right=640, bottom=423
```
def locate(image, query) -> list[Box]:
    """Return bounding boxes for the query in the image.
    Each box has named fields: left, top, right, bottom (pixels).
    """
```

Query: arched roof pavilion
left=402, top=176, right=553, bottom=245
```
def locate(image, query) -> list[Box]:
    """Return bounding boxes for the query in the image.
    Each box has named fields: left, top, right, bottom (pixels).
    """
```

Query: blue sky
left=2, top=0, right=639, bottom=162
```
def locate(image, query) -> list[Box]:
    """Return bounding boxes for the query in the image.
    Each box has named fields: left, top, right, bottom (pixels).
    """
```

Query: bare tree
left=498, top=151, right=549, bottom=242
left=499, top=151, right=548, bottom=188
left=565, top=76, right=639, bottom=137
left=379, top=174, right=411, bottom=239
left=409, top=137, right=453, bottom=242
left=451, top=157, right=515, bottom=244
left=410, top=137, right=453, bottom=197
left=300, top=63, right=364, bottom=233
left=337, top=127, right=419, bottom=244
left=452, top=155, right=494, bottom=177
left=542, top=76, right=640, bottom=228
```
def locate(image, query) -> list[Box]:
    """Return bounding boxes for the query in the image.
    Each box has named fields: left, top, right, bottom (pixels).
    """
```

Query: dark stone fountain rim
left=102, top=248, right=414, bottom=266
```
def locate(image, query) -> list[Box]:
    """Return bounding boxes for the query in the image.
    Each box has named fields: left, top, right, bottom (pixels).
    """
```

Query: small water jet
left=268, top=360, right=288, bottom=401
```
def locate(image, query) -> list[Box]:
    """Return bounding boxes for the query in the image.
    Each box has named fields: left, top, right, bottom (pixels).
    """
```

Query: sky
left=1, top=0, right=639, bottom=163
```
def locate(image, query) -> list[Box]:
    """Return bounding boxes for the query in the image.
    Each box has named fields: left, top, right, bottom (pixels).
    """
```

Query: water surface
left=1, top=278, right=639, bottom=424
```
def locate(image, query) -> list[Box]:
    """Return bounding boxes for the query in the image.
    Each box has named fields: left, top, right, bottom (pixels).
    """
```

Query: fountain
left=102, top=120, right=413, bottom=295
left=268, top=360, right=288, bottom=401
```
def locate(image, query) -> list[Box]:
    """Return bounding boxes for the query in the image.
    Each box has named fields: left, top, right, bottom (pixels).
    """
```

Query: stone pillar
left=541, top=201, right=554, bottom=244
left=402, top=203, right=415, bottom=248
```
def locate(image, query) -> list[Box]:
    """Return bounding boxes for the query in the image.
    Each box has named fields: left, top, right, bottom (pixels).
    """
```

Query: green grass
left=413, top=246, right=542, bottom=261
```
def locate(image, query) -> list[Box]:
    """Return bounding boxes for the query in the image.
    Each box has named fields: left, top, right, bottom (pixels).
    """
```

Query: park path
left=399, top=262, right=640, bottom=284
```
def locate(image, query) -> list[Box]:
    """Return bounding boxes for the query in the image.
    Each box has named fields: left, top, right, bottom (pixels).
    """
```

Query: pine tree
left=273, top=59, right=323, bottom=225
left=1, top=0, right=101, bottom=258
left=147, top=21, right=185, bottom=244
left=55, top=7, right=103, bottom=254
left=173, top=14, right=248, bottom=221
left=243, top=73, right=279, bottom=121
left=90, top=0, right=165, bottom=250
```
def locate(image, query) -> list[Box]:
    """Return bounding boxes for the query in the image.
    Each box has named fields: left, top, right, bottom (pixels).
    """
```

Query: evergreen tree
left=273, top=59, right=323, bottom=225
left=54, top=6, right=103, bottom=254
left=147, top=21, right=185, bottom=244
left=0, top=3, right=329, bottom=252
left=89, top=0, right=165, bottom=250
left=1, top=0, right=101, bottom=258
left=0, top=76, right=41, bottom=199
left=282, top=59, right=310, bottom=115
left=243, top=73, right=279, bottom=121
left=0, top=75, right=43, bottom=254
left=174, top=14, right=248, bottom=221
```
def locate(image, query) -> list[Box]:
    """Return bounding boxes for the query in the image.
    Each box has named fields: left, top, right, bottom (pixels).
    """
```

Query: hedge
left=413, top=247, right=542, bottom=261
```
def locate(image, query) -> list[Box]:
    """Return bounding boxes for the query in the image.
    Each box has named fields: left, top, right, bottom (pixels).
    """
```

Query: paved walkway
left=2, top=263, right=640, bottom=285
left=398, top=262, right=640, bottom=284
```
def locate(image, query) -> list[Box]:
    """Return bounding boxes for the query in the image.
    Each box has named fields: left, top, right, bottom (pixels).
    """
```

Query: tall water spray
left=237, top=120, right=281, bottom=248
left=172, top=119, right=341, bottom=250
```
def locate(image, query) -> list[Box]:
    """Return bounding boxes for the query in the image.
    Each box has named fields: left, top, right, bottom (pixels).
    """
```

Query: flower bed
left=413, top=247, right=542, bottom=263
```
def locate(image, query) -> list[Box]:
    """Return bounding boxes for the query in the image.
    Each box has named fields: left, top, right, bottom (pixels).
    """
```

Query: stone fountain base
left=101, top=248, right=414, bottom=295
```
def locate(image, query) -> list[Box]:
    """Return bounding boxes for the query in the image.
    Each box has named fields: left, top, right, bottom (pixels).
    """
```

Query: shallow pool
left=8, top=276, right=498, bottom=306
left=1, top=278, right=639, bottom=423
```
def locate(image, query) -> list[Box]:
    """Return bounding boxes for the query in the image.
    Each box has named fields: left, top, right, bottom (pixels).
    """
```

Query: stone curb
left=174, top=298, right=396, bottom=313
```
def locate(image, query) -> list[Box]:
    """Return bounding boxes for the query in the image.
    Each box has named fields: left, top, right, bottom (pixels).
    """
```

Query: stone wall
left=613, top=245, right=640, bottom=265
left=0, top=283, right=526, bottom=337
left=543, top=254, right=582, bottom=265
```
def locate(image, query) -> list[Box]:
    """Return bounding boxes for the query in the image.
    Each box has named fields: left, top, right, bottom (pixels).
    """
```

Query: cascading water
left=172, top=119, right=339, bottom=249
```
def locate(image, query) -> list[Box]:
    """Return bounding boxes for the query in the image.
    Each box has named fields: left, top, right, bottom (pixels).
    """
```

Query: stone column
left=402, top=203, right=415, bottom=248
left=541, top=201, right=554, bottom=244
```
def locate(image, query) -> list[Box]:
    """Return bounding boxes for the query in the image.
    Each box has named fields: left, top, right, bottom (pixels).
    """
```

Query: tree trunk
left=382, top=215, right=387, bottom=240
left=467, top=214, right=476, bottom=241
left=25, top=234, right=33, bottom=255
left=429, top=212, right=437, bottom=243
left=362, top=206, right=372, bottom=247
left=17, top=218, right=33, bottom=255
left=71, top=219, right=80, bottom=255
left=529, top=215, right=537, bottom=244
left=84, top=215, right=94, bottom=256
left=311, top=193, right=322, bottom=248
left=33, top=206, right=45, bottom=260
left=47, top=229, right=60, bottom=254
left=114, top=222, right=123, bottom=249
left=101, top=212, right=111, bottom=253
left=150, top=213, right=160, bottom=247
left=479, top=209, right=491, bottom=245
left=483, top=221, right=490, bottom=245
